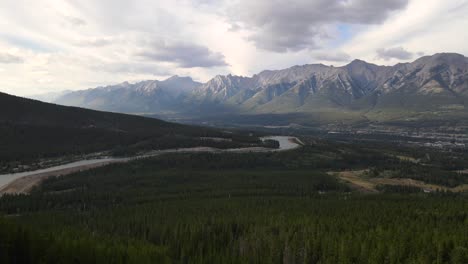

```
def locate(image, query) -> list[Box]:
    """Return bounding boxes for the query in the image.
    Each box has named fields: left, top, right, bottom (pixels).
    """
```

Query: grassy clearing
left=328, top=170, right=377, bottom=193
left=330, top=170, right=468, bottom=193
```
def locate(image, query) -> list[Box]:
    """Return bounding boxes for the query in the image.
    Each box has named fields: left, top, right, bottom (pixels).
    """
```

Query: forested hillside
left=0, top=140, right=467, bottom=263
left=0, top=92, right=263, bottom=168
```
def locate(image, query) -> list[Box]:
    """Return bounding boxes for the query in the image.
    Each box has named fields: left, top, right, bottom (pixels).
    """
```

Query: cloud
left=341, top=1, right=468, bottom=64
left=98, top=62, right=172, bottom=76
left=0, top=53, right=23, bottom=63
left=313, top=51, right=351, bottom=62
left=0, top=0, right=467, bottom=97
left=376, top=46, right=414, bottom=60
left=138, top=41, right=228, bottom=68
left=226, top=0, right=409, bottom=52
left=64, top=15, right=87, bottom=27
left=75, top=37, right=113, bottom=47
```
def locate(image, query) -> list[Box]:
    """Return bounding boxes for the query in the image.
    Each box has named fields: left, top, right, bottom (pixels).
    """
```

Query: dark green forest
left=0, top=92, right=266, bottom=172
left=1, top=92, right=468, bottom=263
left=1, top=146, right=467, bottom=263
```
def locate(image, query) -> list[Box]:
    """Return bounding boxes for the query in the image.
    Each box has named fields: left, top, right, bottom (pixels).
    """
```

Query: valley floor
left=330, top=170, right=468, bottom=193
left=0, top=134, right=467, bottom=263
left=0, top=136, right=301, bottom=195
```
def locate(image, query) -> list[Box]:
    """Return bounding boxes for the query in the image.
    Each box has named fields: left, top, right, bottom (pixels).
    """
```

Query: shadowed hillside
left=0, top=92, right=261, bottom=164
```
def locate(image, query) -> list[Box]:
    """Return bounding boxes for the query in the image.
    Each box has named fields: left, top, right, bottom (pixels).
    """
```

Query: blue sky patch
left=1, top=34, right=55, bottom=53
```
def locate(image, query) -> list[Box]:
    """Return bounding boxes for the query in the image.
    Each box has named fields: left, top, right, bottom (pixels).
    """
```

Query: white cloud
left=0, top=53, right=23, bottom=63
left=226, top=0, right=409, bottom=52
left=376, top=47, right=414, bottom=60
left=137, top=41, right=228, bottom=68
left=63, top=15, right=87, bottom=27
left=313, top=51, right=351, bottom=62
left=342, top=0, right=468, bottom=64
left=0, top=0, right=466, bottom=96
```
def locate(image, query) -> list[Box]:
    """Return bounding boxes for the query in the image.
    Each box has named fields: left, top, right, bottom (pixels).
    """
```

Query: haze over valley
left=36, top=52, right=468, bottom=149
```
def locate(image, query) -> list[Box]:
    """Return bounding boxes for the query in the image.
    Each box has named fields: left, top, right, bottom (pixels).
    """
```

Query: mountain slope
left=187, top=60, right=394, bottom=114
left=191, top=53, right=468, bottom=122
left=55, top=76, right=201, bottom=113
left=27, top=90, right=72, bottom=103
left=52, top=53, right=468, bottom=125
left=0, top=92, right=257, bottom=165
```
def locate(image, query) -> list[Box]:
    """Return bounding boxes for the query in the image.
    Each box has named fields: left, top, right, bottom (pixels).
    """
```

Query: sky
left=0, top=0, right=467, bottom=96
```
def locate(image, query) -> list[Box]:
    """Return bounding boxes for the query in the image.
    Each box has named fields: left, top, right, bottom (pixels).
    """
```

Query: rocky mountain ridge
left=51, top=53, right=468, bottom=123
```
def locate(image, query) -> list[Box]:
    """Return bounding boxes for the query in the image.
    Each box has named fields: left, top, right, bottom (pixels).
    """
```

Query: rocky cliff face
left=55, top=53, right=468, bottom=121
left=190, top=53, right=468, bottom=116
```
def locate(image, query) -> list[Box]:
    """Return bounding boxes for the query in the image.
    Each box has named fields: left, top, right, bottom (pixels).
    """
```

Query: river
left=0, top=136, right=301, bottom=192
left=262, top=136, right=302, bottom=151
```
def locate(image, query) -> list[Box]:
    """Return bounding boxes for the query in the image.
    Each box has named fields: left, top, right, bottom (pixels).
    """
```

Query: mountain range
left=50, top=53, right=468, bottom=125
left=54, top=76, right=201, bottom=114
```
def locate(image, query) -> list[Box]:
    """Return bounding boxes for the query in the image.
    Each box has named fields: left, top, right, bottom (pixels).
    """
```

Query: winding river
left=0, top=136, right=301, bottom=192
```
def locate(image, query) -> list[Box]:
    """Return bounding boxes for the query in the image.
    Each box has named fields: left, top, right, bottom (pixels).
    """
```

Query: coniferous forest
left=0, top=140, right=467, bottom=263
left=2, top=2, right=468, bottom=262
